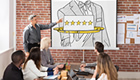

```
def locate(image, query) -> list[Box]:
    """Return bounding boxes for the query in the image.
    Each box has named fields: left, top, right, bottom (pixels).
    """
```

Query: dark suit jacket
left=3, top=63, right=24, bottom=80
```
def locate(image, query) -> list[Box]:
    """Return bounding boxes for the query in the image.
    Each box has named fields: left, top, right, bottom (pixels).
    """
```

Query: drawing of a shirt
left=57, top=0, right=110, bottom=47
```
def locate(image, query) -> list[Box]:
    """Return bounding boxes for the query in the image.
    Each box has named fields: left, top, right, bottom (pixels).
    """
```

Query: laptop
left=69, top=69, right=91, bottom=80
left=69, top=69, right=79, bottom=80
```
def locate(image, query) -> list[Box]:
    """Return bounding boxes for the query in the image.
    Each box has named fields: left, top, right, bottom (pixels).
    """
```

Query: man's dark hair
left=95, top=41, right=104, bottom=52
left=11, top=50, right=25, bottom=64
left=28, top=15, right=37, bottom=20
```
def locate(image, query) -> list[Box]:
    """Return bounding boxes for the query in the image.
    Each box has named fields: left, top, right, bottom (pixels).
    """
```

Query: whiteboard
left=51, top=0, right=117, bottom=49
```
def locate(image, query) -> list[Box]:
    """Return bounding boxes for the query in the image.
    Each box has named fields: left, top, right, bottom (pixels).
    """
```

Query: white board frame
left=51, top=0, right=118, bottom=49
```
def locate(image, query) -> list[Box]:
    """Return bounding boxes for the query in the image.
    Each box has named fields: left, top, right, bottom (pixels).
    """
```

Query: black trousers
left=28, top=43, right=40, bottom=52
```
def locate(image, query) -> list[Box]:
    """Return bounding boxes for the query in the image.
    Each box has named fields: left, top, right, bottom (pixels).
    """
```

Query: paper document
left=117, top=15, right=126, bottom=22
left=127, top=23, right=137, bottom=31
left=43, top=74, right=59, bottom=79
left=135, top=37, right=140, bottom=44
left=118, top=23, right=125, bottom=33
left=126, top=16, right=134, bottom=21
left=117, top=34, right=124, bottom=44
left=126, top=39, right=130, bottom=44
left=127, top=31, right=137, bottom=38
left=134, top=14, right=140, bottom=24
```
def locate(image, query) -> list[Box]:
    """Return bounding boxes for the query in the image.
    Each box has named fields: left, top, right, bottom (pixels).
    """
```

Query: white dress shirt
left=90, top=73, right=108, bottom=80
left=22, top=60, right=48, bottom=80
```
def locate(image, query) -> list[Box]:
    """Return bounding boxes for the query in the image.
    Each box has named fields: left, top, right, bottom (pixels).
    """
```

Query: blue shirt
left=23, top=23, right=57, bottom=52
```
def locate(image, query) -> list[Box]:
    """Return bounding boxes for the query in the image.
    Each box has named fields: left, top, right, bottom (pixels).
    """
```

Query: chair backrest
left=115, top=65, right=119, bottom=72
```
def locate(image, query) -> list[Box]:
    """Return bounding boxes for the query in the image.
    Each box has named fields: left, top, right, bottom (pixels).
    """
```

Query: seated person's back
left=90, top=53, right=118, bottom=80
left=22, top=47, right=58, bottom=80
left=3, top=50, right=25, bottom=80
left=40, top=37, right=64, bottom=69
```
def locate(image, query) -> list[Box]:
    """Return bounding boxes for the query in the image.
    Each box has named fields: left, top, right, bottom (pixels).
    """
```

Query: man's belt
left=28, top=43, right=40, bottom=45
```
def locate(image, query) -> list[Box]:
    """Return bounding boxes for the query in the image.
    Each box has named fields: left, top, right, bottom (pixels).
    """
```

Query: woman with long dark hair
left=91, top=53, right=118, bottom=80
left=22, top=47, right=58, bottom=80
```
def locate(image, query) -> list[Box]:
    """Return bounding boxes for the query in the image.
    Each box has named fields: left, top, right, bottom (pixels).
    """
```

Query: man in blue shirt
left=23, top=15, right=63, bottom=56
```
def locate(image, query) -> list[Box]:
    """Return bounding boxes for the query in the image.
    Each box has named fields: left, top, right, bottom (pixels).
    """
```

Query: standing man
left=23, top=15, right=63, bottom=56
left=3, top=50, right=25, bottom=80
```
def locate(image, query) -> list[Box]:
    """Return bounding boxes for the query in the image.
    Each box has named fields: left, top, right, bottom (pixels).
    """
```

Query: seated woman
left=40, top=37, right=64, bottom=69
left=22, top=47, right=58, bottom=80
left=90, top=53, right=118, bottom=80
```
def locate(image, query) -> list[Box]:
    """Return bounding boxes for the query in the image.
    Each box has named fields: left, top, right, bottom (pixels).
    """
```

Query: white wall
left=0, top=48, right=14, bottom=79
left=0, top=0, right=16, bottom=53
left=9, top=0, right=16, bottom=50
left=0, top=0, right=16, bottom=79
left=0, top=0, right=9, bottom=52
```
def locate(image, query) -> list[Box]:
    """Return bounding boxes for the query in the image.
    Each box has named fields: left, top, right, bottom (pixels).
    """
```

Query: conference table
left=43, top=63, right=93, bottom=80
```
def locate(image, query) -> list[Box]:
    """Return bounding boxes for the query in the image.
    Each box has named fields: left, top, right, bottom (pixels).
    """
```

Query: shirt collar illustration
left=69, top=0, right=93, bottom=15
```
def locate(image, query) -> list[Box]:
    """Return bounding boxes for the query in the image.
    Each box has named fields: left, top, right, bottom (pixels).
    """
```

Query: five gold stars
left=65, top=20, right=93, bottom=25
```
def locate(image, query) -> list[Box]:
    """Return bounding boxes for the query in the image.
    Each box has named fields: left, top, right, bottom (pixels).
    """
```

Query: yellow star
left=71, top=20, right=75, bottom=25
left=77, top=21, right=81, bottom=25
left=83, top=20, right=87, bottom=25
left=65, top=20, right=69, bottom=25
left=88, top=20, right=93, bottom=25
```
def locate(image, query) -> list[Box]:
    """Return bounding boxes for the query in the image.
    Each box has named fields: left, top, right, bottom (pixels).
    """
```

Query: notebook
left=43, top=74, right=59, bottom=80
